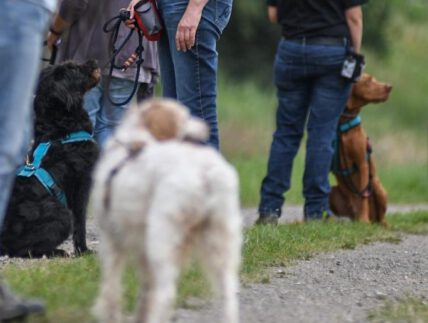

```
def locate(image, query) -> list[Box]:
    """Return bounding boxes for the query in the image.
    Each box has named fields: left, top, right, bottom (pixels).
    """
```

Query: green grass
left=232, top=154, right=304, bottom=207
left=231, top=154, right=427, bottom=207
left=2, top=211, right=428, bottom=322
left=241, top=220, right=399, bottom=283
left=388, top=211, right=428, bottom=234
left=368, top=296, right=428, bottom=323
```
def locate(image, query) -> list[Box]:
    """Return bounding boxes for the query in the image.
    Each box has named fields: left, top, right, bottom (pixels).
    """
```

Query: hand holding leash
left=127, top=0, right=141, bottom=19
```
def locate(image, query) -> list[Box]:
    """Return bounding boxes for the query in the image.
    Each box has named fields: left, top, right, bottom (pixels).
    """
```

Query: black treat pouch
left=341, top=50, right=365, bottom=82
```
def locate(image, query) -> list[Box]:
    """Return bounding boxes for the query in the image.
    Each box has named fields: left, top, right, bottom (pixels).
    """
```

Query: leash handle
left=41, top=41, right=58, bottom=65
left=104, top=13, right=145, bottom=106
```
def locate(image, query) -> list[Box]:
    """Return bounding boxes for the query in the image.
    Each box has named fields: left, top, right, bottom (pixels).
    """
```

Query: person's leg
left=257, top=40, right=311, bottom=223
left=93, top=77, right=139, bottom=147
left=0, top=0, right=49, bottom=319
left=157, top=18, right=177, bottom=99
left=136, top=82, right=154, bottom=103
left=303, top=44, right=352, bottom=220
left=0, top=0, right=49, bottom=229
left=83, top=83, right=103, bottom=128
left=157, top=0, right=232, bottom=149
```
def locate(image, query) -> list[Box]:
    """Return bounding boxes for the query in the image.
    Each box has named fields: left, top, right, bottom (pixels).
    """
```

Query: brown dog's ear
left=141, top=103, right=181, bottom=141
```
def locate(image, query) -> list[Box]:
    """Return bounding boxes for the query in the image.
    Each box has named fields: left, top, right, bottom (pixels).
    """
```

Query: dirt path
left=174, top=233, right=428, bottom=323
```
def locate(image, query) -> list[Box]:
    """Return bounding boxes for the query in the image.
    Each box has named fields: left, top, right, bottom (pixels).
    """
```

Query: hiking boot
left=255, top=211, right=280, bottom=225
left=0, top=282, right=45, bottom=320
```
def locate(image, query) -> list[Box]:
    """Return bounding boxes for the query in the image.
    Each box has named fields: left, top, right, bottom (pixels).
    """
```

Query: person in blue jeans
left=256, top=0, right=368, bottom=224
left=47, top=0, right=159, bottom=148
left=129, top=0, right=233, bottom=149
left=0, top=0, right=54, bottom=319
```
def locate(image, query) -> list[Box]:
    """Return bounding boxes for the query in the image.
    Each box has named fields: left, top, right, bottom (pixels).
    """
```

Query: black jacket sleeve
left=267, top=0, right=278, bottom=6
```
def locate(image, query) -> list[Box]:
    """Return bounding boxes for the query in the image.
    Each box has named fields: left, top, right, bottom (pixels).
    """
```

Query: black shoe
left=304, top=210, right=336, bottom=222
left=255, top=213, right=279, bottom=225
left=0, top=282, right=45, bottom=320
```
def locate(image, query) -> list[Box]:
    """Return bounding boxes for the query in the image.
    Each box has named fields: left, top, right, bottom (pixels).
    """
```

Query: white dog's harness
left=103, top=140, right=145, bottom=210
left=17, top=131, right=94, bottom=206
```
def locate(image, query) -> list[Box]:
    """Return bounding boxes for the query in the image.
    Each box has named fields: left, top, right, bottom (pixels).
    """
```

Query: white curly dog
left=91, top=99, right=242, bottom=323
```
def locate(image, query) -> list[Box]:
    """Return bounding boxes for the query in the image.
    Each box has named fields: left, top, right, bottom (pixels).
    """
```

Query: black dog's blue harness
left=16, top=131, right=94, bottom=207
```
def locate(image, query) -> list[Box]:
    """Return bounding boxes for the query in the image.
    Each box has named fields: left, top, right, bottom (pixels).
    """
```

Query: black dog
left=0, top=61, right=100, bottom=257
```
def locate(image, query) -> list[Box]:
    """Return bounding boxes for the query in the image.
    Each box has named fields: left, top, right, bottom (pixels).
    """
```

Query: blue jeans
left=157, top=0, right=232, bottom=149
left=84, top=76, right=142, bottom=148
left=0, top=0, right=50, bottom=229
left=259, top=39, right=352, bottom=220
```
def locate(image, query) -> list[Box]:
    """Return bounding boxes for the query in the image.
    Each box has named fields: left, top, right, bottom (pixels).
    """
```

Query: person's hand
left=267, top=5, right=278, bottom=24
left=127, top=0, right=141, bottom=19
left=46, top=30, right=61, bottom=50
left=46, top=15, right=68, bottom=49
left=176, top=6, right=203, bottom=52
left=124, top=17, right=136, bottom=29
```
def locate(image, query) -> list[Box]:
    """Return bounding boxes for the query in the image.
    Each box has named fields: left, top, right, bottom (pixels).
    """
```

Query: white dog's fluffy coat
left=91, top=99, right=242, bottom=323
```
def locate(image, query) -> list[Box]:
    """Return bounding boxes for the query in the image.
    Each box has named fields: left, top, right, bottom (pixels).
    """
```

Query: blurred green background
left=215, top=0, right=428, bottom=207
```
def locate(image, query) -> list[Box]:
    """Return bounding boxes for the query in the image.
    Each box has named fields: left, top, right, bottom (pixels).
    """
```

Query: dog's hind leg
left=371, top=177, right=388, bottom=226
left=1, top=206, right=72, bottom=257
left=133, top=254, right=152, bottom=323
left=93, top=235, right=126, bottom=323
left=196, top=207, right=242, bottom=323
left=329, top=186, right=353, bottom=219
left=139, top=212, right=182, bottom=323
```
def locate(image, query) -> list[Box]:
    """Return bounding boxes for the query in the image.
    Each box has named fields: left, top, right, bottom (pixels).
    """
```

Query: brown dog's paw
left=380, top=221, right=390, bottom=228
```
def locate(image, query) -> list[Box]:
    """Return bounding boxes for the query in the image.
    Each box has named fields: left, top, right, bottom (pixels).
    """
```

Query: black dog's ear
left=50, top=83, right=80, bottom=112
left=47, top=65, right=81, bottom=112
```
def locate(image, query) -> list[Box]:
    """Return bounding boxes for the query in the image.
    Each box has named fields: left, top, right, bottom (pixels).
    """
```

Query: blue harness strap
left=331, top=115, right=374, bottom=176
left=338, top=115, right=361, bottom=133
left=331, top=115, right=362, bottom=176
left=61, top=130, right=94, bottom=144
left=16, top=131, right=94, bottom=207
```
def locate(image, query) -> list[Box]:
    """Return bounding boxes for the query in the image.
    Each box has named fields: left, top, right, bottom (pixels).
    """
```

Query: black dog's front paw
left=74, top=246, right=94, bottom=256
left=51, top=249, right=70, bottom=257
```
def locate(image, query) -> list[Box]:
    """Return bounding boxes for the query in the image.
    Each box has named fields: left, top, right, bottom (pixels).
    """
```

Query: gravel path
left=174, top=234, right=428, bottom=323
left=172, top=204, right=428, bottom=323
left=1, top=204, right=427, bottom=322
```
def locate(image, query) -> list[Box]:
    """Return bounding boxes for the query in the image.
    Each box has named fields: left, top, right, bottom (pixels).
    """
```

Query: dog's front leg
left=71, top=177, right=91, bottom=255
left=357, top=162, right=370, bottom=223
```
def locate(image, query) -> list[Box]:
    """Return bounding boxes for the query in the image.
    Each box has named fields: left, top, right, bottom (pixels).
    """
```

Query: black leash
left=41, top=41, right=57, bottom=65
left=103, top=140, right=144, bottom=210
left=103, top=11, right=145, bottom=106
left=336, top=132, right=373, bottom=197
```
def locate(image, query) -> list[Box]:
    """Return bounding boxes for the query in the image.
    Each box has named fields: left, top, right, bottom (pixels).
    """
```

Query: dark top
left=266, top=0, right=368, bottom=39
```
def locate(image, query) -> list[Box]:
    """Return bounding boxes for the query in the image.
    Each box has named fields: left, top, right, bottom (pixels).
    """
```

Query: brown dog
left=330, top=74, right=392, bottom=225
